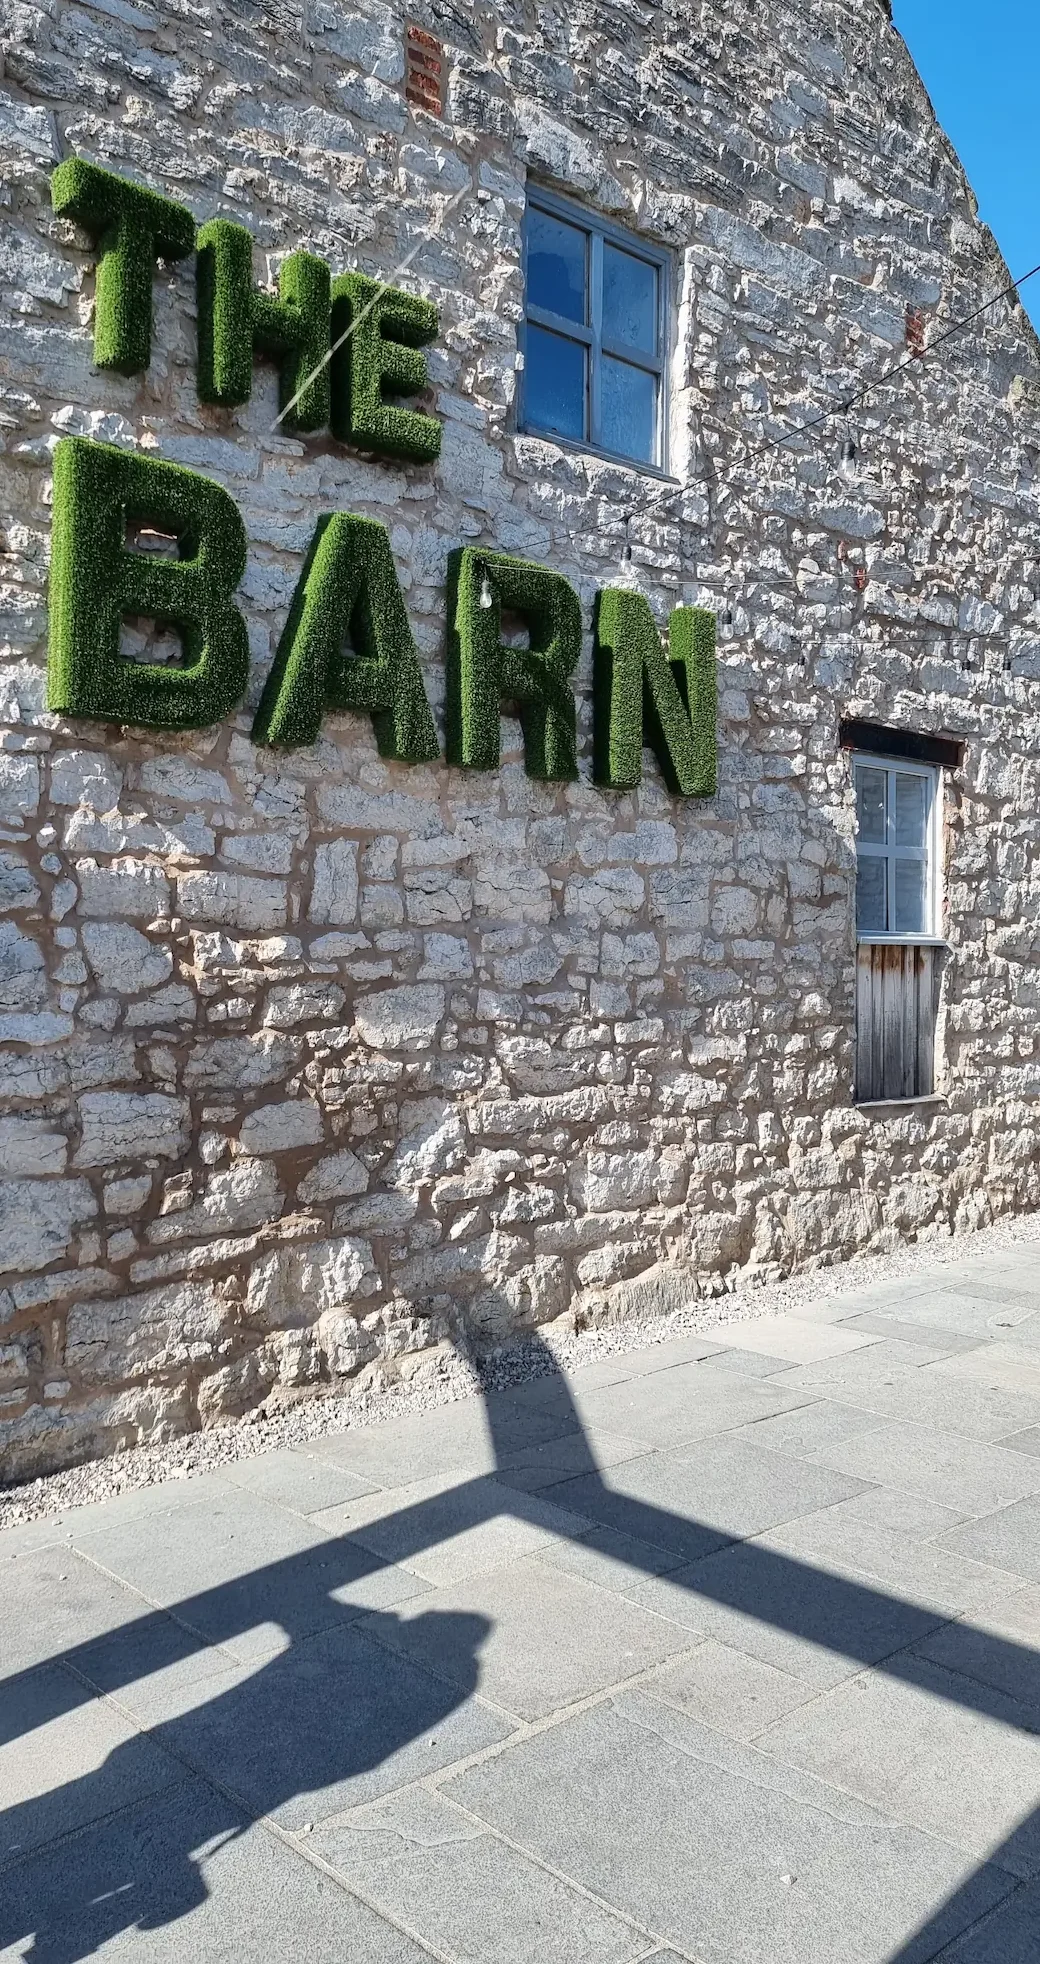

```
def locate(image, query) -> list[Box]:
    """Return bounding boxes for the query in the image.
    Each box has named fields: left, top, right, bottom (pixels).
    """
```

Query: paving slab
left=529, top=1365, right=814, bottom=1451
left=441, top=1694, right=1014, bottom=1964
left=760, top=1508, right=1018, bottom=1618
left=148, top=1617, right=514, bottom=1826
left=939, top=1497, right=1040, bottom=1584
left=219, top=1447, right=380, bottom=1514
left=0, top=1776, right=430, bottom=1962
left=732, top=1396, right=887, bottom=1456
left=700, top=1314, right=881, bottom=1364
left=536, top=1523, right=688, bottom=1592
left=806, top=1485, right=970, bottom=1539
left=839, top=1311, right=987, bottom=1354
left=0, top=1545, right=145, bottom=1679
left=758, top=1656, right=1040, bottom=1877
left=0, top=1664, right=180, bottom=1864
left=310, top=1391, right=578, bottom=1486
left=912, top=1586, right=1040, bottom=1725
left=312, top=1786, right=650, bottom=1964
left=776, top=1352, right=1040, bottom=1441
left=358, top=1555, right=693, bottom=1721
left=800, top=1419, right=1040, bottom=1517
left=541, top=1434, right=870, bottom=1560
left=312, top=1474, right=592, bottom=1587
left=492, top=1426, right=650, bottom=1493
left=627, top=1542, right=954, bottom=1688
left=927, top=1878, right=1040, bottom=1960
left=641, top=1636, right=816, bottom=1739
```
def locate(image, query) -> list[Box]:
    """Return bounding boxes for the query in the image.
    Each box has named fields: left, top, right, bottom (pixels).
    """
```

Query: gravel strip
left=4, top=1211, right=1040, bottom=1531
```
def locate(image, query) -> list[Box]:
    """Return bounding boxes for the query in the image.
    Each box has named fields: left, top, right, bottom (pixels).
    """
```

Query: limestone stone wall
left=3, top=0, right=1040, bottom=1478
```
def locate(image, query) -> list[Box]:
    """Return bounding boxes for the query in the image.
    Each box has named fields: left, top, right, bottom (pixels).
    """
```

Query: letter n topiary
left=251, top=514, right=439, bottom=760
left=330, top=273, right=441, bottom=462
left=48, top=437, right=250, bottom=731
left=446, top=549, right=581, bottom=781
left=51, top=159, right=195, bottom=375
left=196, top=219, right=332, bottom=432
left=593, top=588, right=717, bottom=796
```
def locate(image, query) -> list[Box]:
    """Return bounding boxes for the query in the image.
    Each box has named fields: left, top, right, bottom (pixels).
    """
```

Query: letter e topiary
left=48, top=437, right=250, bottom=731
left=330, top=273, right=441, bottom=462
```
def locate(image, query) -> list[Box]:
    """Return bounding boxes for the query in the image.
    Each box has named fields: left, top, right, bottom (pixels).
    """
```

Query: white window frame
left=853, top=752, right=944, bottom=947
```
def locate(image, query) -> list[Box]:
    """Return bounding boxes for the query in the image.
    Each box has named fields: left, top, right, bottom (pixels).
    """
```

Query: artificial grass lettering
left=196, top=218, right=332, bottom=432
left=330, top=272, right=441, bottom=462
left=446, top=548, right=580, bottom=780
left=51, top=158, right=195, bottom=375
left=48, top=437, right=249, bottom=731
left=252, top=513, right=439, bottom=760
left=593, top=588, right=717, bottom=795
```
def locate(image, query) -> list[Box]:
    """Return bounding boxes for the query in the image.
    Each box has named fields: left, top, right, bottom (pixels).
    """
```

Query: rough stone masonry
left=2, top=0, right=1040, bottom=1479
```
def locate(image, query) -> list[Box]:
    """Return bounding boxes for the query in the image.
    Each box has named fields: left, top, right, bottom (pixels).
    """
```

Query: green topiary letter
left=593, top=588, right=717, bottom=796
left=446, top=549, right=580, bottom=781
left=252, top=513, right=439, bottom=760
left=330, top=272, right=441, bottom=462
left=51, top=159, right=195, bottom=375
left=196, top=218, right=332, bottom=432
left=48, top=437, right=249, bottom=731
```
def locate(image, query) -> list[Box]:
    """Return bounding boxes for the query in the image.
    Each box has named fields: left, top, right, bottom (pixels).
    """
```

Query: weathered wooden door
left=855, top=943, right=940, bottom=1103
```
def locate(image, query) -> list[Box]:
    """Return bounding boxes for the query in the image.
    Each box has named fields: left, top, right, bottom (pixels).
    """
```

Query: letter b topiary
left=48, top=437, right=250, bottom=731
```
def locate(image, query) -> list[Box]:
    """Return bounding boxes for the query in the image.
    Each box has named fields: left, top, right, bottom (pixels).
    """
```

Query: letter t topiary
left=51, top=159, right=196, bottom=375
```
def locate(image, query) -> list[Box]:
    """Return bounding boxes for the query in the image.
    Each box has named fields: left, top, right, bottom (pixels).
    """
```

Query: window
left=854, top=756, right=940, bottom=942
left=853, top=753, right=945, bottom=1104
left=520, top=188, right=668, bottom=471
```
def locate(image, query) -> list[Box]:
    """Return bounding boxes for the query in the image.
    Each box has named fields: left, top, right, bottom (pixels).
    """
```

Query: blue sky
left=894, top=0, right=1040, bottom=331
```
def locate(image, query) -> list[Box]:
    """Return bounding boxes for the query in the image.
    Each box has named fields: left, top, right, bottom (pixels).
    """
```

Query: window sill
left=514, top=424, right=679, bottom=486
left=855, top=1094, right=947, bottom=1116
left=856, top=935, right=949, bottom=949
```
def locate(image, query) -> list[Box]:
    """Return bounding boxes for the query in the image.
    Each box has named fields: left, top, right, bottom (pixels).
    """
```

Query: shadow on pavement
left=1, top=1336, right=1037, bottom=1960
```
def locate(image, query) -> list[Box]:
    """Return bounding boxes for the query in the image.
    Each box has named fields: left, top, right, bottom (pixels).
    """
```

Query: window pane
left=894, top=859, right=926, bottom=935
left=894, top=771, right=928, bottom=848
left=527, top=208, right=586, bottom=324
left=525, top=325, right=586, bottom=442
left=856, top=857, right=887, bottom=934
left=600, top=356, right=656, bottom=464
left=856, top=767, right=887, bottom=844
left=603, top=243, right=657, bottom=355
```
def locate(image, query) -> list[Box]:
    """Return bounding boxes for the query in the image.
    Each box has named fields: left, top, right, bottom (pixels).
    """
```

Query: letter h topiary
left=593, top=587, right=717, bottom=796
left=446, top=548, right=581, bottom=781
left=252, top=513, right=439, bottom=760
left=330, top=272, right=441, bottom=462
left=196, top=218, right=332, bottom=432
left=51, top=158, right=196, bottom=375
left=48, top=437, right=250, bottom=731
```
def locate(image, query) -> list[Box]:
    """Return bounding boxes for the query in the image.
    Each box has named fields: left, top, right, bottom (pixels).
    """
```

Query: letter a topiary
left=196, top=219, right=332, bottom=432
left=51, top=159, right=195, bottom=375
left=48, top=437, right=249, bottom=731
left=593, top=588, right=717, bottom=796
left=446, top=549, right=580, bottom=781
left=252, top=513, right=439, bottom=760
left=330, top=273, right=441, bottom=462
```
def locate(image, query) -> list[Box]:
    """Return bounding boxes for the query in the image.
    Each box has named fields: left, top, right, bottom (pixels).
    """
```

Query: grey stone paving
left=5, top=1250, right=1040, bottom=1961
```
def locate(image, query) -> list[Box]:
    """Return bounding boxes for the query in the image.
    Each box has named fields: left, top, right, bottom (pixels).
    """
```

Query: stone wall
left=3, top=0, right=1040, bottom=1479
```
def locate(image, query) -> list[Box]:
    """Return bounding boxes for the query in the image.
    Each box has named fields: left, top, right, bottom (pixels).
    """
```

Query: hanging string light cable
left=612, top=256, right=1040, bottom=551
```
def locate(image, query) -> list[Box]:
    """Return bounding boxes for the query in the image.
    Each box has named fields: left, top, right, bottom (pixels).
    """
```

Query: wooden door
left=855, top=943, right=940, bottom=1103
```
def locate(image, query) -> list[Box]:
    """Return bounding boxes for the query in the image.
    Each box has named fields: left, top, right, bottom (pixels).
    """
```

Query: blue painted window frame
left=519, top=184, right=671, bottom=475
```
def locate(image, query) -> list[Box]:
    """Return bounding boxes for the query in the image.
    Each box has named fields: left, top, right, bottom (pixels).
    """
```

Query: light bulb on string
left=839, top=407, right=859, bottom=479
left=478, top=570, right=493, bottom=609
left=620, top=513, right=633, bottom=571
